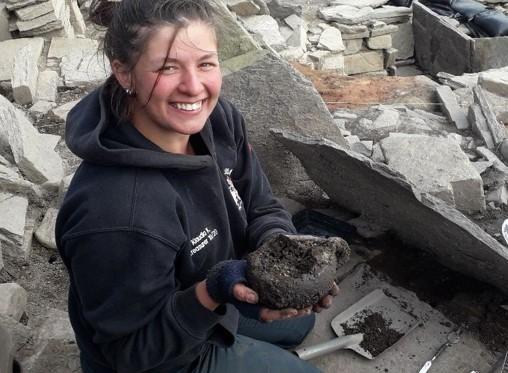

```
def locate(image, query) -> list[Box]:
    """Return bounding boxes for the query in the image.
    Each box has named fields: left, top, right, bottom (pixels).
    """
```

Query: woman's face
left=125, top=21, right=222, bottom=151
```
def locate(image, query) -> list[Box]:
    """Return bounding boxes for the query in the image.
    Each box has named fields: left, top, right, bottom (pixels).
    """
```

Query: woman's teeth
left=173, top=101, right=202, bottom=111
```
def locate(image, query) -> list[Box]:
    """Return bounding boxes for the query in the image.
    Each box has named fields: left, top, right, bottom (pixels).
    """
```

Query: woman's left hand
left=312, top=282, right=339, bottom=313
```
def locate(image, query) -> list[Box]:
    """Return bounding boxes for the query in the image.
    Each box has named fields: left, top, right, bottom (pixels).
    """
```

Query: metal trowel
left=294, top=288, right=417, bottom=360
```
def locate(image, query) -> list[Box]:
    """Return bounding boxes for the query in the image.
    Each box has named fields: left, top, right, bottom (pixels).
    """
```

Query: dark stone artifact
left=246, top=234, right=350, bottom=309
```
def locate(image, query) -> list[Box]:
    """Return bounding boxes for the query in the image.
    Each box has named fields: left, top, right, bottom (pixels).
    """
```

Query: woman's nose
left=178, top=68, right=202, bottom=95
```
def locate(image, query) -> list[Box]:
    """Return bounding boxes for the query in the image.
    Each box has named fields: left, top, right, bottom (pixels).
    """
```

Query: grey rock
left=14, top=1, right=54, bottom=21
left=476, top=146, right=508, bottom=173
left=472, top=160, right=493, bottom=175
left=69, top=0, right=86, bottom=35
left=486, top=185, right=508, bottom=206
left=251, top=0, right=270, bottom=15
left=333, top=110, right=358, bottom=120
left=51, top=99, right=79, bottom=122
left=221, top=52, right=346, bottom=201
left=318, top=27, right=344, bottom=52
left=344, top=50, right=384, bottom=75
left=241, top=15, right=285, bottom=48
left=380, top=134, right=485, bottom=213
left=0, top=95, right=64, bottom=184
left=0, top=283, right=27, bottom=321
left=35, top=70, right=59, bottom=103
left=0, top=38, right=44, bottom=79
left=392, top=21, right=414, bottom=60
left=473, top=87, right=506, bottom=146
left=367, top=34, right=392, bottom=49
left=318, top=53, right=344, bottom=72
left=469, top=104, right=495, bottom=149
left=319, top=5, right=374, bottom=24
left=370, top=5, right=412, bottom=24
left=330, top=0, right=389, bottom=7
left=0, top=3, right=12, bottom=41
left=226, top=0, right=260, bottom=17
left=371, top=142, right=385, bottom=162
left=273, top=130, right=508, bottom=295
left=343, top=39, right=363, bottom=55
left=0, top=192, right=29, bottom=259
left=265, top=0, right=302, bottom=19
left=348, top=216, right=388, bottom=239
left=479, top=67, right=508, bottom=97
left=34, top=207, right=58, bottom=249
left=500, top=138, right=508, bottom=161
left=436, top=85, right=470, bottom=130
left=12, top=44, right=39, bottom=105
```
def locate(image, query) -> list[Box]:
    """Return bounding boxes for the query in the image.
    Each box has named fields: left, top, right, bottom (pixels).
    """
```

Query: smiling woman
left=54, top=1, right=332, bottom=372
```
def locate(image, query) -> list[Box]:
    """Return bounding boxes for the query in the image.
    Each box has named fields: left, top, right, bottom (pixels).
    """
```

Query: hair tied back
left=89, top=0, right=121, bottom=28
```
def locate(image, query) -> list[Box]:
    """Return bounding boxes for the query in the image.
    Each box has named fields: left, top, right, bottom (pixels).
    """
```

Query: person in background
left=56, top=1, right=338, bottom=371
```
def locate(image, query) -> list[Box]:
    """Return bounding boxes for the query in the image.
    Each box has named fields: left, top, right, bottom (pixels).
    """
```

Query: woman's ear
left=111, top=60, right=132, bottom=90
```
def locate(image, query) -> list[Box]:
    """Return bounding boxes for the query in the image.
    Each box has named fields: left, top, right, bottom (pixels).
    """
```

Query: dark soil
left=246, top=234, right=350, bottom=309
left=366, top=233, right=508, bottom=353
left=341, top=310, right=404, bottom=357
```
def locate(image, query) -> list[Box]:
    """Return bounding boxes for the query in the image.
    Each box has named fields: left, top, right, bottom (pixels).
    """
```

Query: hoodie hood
left=65, top=85, right=214, bottom=170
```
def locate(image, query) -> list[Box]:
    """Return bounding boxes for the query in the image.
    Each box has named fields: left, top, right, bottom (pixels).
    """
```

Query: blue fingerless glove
left=206, top=260, right=248, bottom=304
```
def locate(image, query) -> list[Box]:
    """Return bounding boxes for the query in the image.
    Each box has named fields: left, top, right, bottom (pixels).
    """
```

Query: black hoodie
left=56, top=85, right=296, bottom=372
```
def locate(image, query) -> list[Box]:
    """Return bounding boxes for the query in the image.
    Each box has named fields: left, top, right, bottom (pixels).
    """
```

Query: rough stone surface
left=227, top=0, right=260, bottom=16
left=370, top=23, right=398, bottom=37
left=367, top=34, right=392, bottom=49
left=34, top=207, right=58, bottom=249
left=319, top=5, right=374, bottom=24
left=51, top=99, right=79, bottom=121
left=212, top=0, right=261, bottom=61
left=35, top=70, right=59, bottom=102
left=391, top=21, right=414, bottom=60
left=12, top=44, right=39, bottom=105
left=318, top=27, right=344, bottom=52
left=265, top=0, right=302, bottom=19
left=241, top=15, right=285, bottom=47
left=469, top=104, right=495, bottom=149
left=0, top=162, right=38, bottom=197
left=273, top=130, right=508, bottom=295
left=0, top=283, right=27, bottom=321
left=344, top=39, right=363, bottom=55
left=380, top=134, right=485, bottom=213
left=14, top=1, right=55, bottom=21
left=0, top=192, right=28, bottom=259
left=473, top=87, right=506, bottom=146
left=0, top=4, right=11, bottom=41
left=246, top=234, right=350, bottom=309
left=344, top=50, right=384, bottom=75
left=330, top=0, right=388, bottom=7
left=319, top=53, right=344, bottom=72
left=68, top=0, right=86, bottom=35
left=1, top=38, right=44, bottom=81
left=0, top=95, right=64, bottom=183
left=221, top=52, right=346, bottom=201
left=436, top=85, right=470, bottom=130
left=479, top=67, right=508, bottom=97
left=370, top=5, right=412, bottom=24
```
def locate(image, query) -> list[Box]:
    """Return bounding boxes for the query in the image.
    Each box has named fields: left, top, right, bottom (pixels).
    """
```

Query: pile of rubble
left=226, top=0, right=415, bottom=75
left=330, top=66, right=508, bottom=215
left=1, top=0, right=86, bottom=38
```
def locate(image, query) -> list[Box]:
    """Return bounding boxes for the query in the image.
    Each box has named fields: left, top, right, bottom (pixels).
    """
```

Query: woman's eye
left=200, top=62, right=216, bottom=70
left=160, top=65, right=177, bottom=73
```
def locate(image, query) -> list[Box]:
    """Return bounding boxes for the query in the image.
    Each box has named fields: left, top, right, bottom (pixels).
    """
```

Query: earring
left=125, top=88, right=135, bottom=96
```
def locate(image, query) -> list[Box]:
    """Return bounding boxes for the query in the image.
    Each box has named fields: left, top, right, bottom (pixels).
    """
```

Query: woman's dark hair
left=89, top=0, right=219, bottom=119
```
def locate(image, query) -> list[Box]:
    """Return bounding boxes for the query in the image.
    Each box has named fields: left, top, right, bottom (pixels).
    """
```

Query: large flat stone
left=344, top=50, right=384, bottom=75
left=380, top=134, right=485, bottom=213
left=0, top=38, right=44, bottom=81
left=221, top=53, right=346, bottom=201
left=436, top=85, right=469, bottom=130
left=319, top=5, right=374, bottom=24
left=392, top=21, right=414, bottom=60
left=318, top=27, right=344, bottom=52
left=12, top=44, right=40, bottom=105
left=329, top=0, right=388, bottom=7
left=0, top=4, right=11, bottom=41
left=479, top=66, right=508, bottom=97
left=0, top=192, right=28, bottom=258
left=273, top=130, right=508, bottom=294
left=241, top=15, right=285, bottom=47
left=0, top=95, right=64, bottom=183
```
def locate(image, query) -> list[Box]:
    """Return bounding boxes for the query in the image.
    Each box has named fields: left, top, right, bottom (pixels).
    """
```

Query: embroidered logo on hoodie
left=224, top=168, right=244, bottom=211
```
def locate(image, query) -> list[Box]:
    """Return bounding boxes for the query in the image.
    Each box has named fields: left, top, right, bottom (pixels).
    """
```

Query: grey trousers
left=187, top=314, right=320, bottom=373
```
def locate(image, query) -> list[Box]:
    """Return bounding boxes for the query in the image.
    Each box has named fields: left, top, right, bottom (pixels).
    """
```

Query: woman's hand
left=312, top=282, right=339, bottom=313
left=232, top=283, right=315, bottom=322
